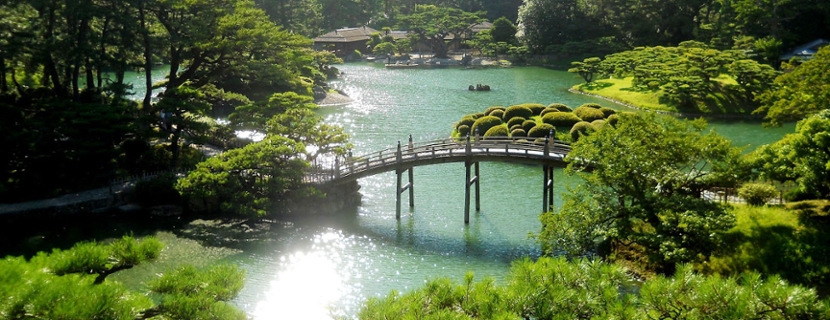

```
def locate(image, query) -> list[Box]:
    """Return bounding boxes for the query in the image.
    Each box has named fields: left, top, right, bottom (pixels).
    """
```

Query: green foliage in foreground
left=356, top=257, right=829, bottom=319
left=0, top=236, right=245, bottom=319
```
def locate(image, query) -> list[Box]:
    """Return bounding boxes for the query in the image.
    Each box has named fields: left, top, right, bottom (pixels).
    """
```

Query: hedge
left=578, top=103, right=603, bottom=109
left=484, top=125, right=509, bottom=137
left=599, top=107, right=617, bottom=118
left=457, top=124, right=471, bottom=137
left=471, top=116, right=503, bottom=136
left=540, top=107, right=559, bottom=117
left=490, top=109, right=505, bottom=119
left=510, top=128, right=527, bottom=137
left=738, top=183, right=778, bottom=206
left=471, top=112, right=485, bottom=119
left=606, top=114, right=619, bottom=127
left=484, top=106, right=506, bottom=116
left=513, top=103, right=547, bottom=115
left=509, top=124, right=524, bottom=132
left=591, top=119, right=606, bottom=128
left=522, top=119, right=537, bottom=132
left=528, top=123, right=556, bottom=138
left=504, top=105, right=534, bottom=120
left=573, top=106, right=605, bottom=122
left=548, top=103, right=572, bottom=112
left=456, top=116, right=475, bottom=130
left=507, top=117, right=526, bottom=128
left=570, top=121, right=594, bottom=142
left=542, top=112, right=582, bottom=127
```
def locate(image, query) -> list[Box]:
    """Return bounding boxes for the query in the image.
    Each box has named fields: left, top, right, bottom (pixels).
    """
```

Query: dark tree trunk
left=0, top=56, right=7, bottom=92
left=85, top=57, right=94, bottom=90
left=140, top=3, right=153, bottom=112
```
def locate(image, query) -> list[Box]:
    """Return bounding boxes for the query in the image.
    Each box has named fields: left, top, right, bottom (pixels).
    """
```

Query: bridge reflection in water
left=305, top=135, right=571, bottom=223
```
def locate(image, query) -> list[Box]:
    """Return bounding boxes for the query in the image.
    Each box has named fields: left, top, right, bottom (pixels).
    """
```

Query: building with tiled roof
left=779, top=39, right=829, bottom=61
left=312, top=26, right=379, bottom=56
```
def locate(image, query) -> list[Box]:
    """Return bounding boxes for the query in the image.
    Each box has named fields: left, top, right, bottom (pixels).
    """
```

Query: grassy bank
left=572, top=76, right=758, bottom=116
left=702, top=202, right=830, bottom=291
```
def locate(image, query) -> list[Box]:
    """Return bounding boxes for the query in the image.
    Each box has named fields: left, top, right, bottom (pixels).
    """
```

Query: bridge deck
left=305, top=136, right=570, bottom=184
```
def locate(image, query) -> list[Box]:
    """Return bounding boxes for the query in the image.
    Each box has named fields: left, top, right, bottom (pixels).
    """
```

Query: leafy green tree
left=399, top=5, right=484, bottom=58
left=756, top=46, right=830, bottom=127
left=373, top=41, right=397, bottom=56
left=176, top=136, right=308, bottom=216
left=489, top=16, right=517, bottom=45
left=728, top=58, right=779, bottom=103
left=750, top=110, right=830, bottom=200
left=538, top=113, right=740, bottom=271
left=230, top=91, right=315, bottom=131
left=265, top=103, right=351, bottom=162
left=568, top=57, right=601, bottom=83
left=155, top=85, right=213, bottom=168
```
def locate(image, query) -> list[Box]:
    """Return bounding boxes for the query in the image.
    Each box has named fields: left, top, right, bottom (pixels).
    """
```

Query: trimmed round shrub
left=484, top=106, right=506, bottom=116
left=457, top=124, right=471, bottom=137
left=514, top=103, right=546, bottom=115
left=456, top=116, right=475, bottom=130
left=471, top=116, right=503, bottom=136
left=507, top=116, right=526, bottom=128
left=574, top=106, right=605, bottom=122
left=599, top=107, right=617, bottom=118
left=591, top=119, right=606, bottom=128
left=504, top=105, right=534, bottom=120
left=490, top=109, right=505, bottom=119
left=579, top=103, right=603, bottom=109
left=548, top=103, right=572, bottom=112
left=471, top=112, right=485, bottom=119
left=540, top=107, right=559, bottom=117
left=528, top=123, right=556, bottom=138
left=738, top=183, right=778, bottom=206
left=542, top=112, right=581, bottom=127
left=606, top=114, right=619, bottom=127
left=522, top=119, right=537, bottom=132
left=570, top=121, right=594, bottom=141
left=509, top=124, right=524, bottom=132
left=511, top=128, right=527, bottom=137
left=483, top=125, right=509, bottom=137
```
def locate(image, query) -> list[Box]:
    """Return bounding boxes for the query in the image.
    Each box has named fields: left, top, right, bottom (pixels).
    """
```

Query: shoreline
left=569, top=88, right=765, bottom=120
left=315, top=90, right=354, bottom=106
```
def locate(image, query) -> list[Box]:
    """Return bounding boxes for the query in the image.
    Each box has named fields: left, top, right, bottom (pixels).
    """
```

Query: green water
left=20, top=63, right=798, bottom=319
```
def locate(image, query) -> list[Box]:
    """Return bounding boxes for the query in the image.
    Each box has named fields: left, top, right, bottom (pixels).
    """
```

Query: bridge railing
left=304, top=135, right=571, bottom=184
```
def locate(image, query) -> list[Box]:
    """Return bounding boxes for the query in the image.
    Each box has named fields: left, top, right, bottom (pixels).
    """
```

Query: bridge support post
left=464, top=160, right=480, bottom=224
left=543, top=165, right=554, bottom=212
left=396, top=141, right=414, bottom=220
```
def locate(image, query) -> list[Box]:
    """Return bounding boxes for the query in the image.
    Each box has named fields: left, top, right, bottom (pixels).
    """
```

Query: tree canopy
left=399, top=5, right=484, bottom=58
left=538, top=113, right=742, bottom=272
left=756, top=46, right=830, bottom=127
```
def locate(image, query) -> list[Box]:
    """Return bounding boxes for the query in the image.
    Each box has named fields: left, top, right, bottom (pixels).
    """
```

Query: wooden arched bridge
left=304, top=135, right=572, bottom=223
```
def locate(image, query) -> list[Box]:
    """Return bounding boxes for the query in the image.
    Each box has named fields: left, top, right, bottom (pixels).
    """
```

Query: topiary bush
left=484, top=125, right=509, bottom=137
left=484, top=106, right=506, bottom=116
left=542, top=112, right=582, bottom=127
left=509, top=124, right=524, bottom=132
left=599, top=107, right=617, bottom=118
left=471, top=116, right=503, bottom=136
left=528, top=123, right=556, bottom=138
left=606, top=114, right=620, bottom=127
left=511, top=128, right=527, bottom=137
left=738, top=183, right=778, bottom=206
left=579, top=103, right=603, bottom=109
left=490, top=109, right=505, bottom=119
left=591, top=119, right=606, bottom=128
left=574, top=106, right=605, bottom=122
left=522, top=120, right=537, bottom=132
left=507, top=117, right=526, bottom=128
left=472, top=112, right=485, bottom=119
left=570, top=121, right=594, bottom=142
left=540, top=107, right=559, bottom=117
left=514, top=103, right=546, bottom=116
left=504, top=105, right=534, bottom=120
left=456, top=116, right=475, bottom=130
left=548, top=103, right=572, bottom=112
left=457, top=124, right=471, bottom=137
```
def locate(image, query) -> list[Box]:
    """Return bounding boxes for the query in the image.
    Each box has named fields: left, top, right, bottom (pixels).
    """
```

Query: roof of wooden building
left=313, top=26, right=379, bottom=43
